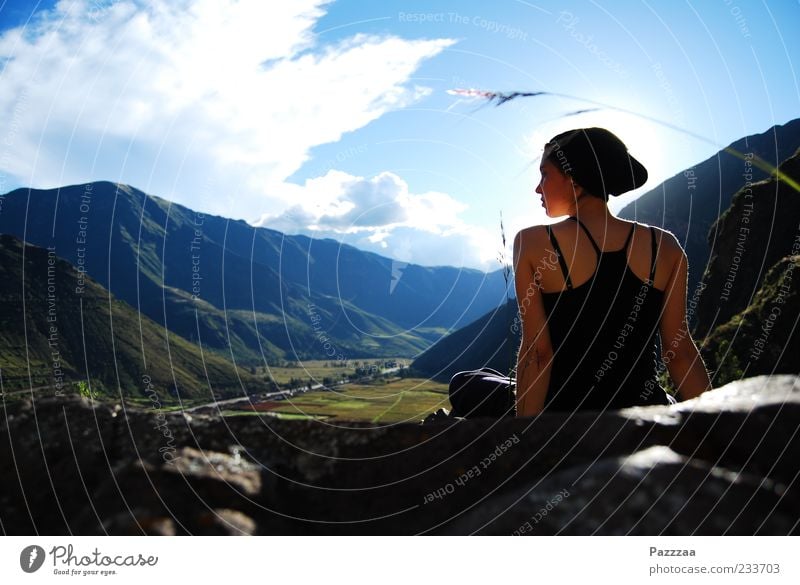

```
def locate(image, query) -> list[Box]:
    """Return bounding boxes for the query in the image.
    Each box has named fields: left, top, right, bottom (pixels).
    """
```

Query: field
left=257, top=358, right=408, bottom=386
left=225, top=377, right=450, bottom=424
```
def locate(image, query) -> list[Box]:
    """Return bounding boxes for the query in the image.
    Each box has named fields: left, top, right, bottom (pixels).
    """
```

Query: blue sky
left=1, top=0, right=798, bottom=269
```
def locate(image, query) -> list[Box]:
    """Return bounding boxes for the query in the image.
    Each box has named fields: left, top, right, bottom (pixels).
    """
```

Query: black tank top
left=541, top=217, right=671, bottom=410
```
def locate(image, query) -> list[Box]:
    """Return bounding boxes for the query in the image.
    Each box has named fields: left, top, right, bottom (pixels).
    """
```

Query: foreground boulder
left=1, top=375, right=797, bottom=535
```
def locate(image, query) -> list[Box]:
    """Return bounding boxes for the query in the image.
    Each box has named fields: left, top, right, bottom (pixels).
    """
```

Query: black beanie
left=543, top=128, right=648, bottom=199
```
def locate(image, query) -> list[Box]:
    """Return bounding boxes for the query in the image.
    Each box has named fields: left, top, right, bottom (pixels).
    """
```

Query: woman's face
left=535, top=158, right=576, bottom=217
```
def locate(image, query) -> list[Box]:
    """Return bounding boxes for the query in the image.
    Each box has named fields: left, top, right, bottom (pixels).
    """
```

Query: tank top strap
left=546, top=225, right=573, bottom=290
left=648, top=226, right=659, bottom=285
left=623, top=221, right=637, bottom=251
left=568, top=216, right=601, bottom=258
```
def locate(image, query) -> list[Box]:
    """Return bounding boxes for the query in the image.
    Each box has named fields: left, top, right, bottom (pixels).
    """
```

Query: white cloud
left=0, top=0, right=454, bottom=218
left=317, top=171, right=409, bottom=229
left=254, top=169, right=499, bottom=269
left=0, top=1, right=501, bottom=270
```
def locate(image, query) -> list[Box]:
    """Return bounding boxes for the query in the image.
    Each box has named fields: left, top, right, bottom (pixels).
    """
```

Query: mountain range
left=0, top=182, right=507, bottom=369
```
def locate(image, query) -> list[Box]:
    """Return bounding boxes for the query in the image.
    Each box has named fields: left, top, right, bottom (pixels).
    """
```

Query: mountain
left=702, top=255, right=799, bottom=386
left=697, top=149, right=800, bottom=385
left=0, top=182, right=507, bottom=364
left=619, top=118, right=800, bottom=298
left=0, top=234, right=272, bottom=399
left=694, top=149, right=800, bottom=337
left=412, top=299, right=517, bottom=382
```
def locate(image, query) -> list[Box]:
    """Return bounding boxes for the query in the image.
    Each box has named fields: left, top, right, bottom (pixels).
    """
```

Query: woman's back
left=539, top=216, right=673, bottom=410
left=537, top=217, right=673, bottom=294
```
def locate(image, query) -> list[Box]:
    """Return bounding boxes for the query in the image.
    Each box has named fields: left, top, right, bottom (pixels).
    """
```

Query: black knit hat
left=543, top=128, right=648, bottom=199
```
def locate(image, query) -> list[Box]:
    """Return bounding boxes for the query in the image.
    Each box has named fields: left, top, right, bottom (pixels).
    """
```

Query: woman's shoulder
left=514, top=223, right=557, bottom=251
left=629, top=221, right=684, bottom=254
left=515, top=224, right=542, bottom=242
left=629, top=223, right=687, bottom=278
left=514, top=225, right=551, bottom=266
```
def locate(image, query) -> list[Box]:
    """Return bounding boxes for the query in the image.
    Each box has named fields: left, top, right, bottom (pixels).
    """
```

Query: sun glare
left=522, top=103, right=705, bottom=214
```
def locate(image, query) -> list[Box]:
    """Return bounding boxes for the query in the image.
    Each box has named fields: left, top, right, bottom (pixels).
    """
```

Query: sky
left=0, top=0, right=798, bottom=270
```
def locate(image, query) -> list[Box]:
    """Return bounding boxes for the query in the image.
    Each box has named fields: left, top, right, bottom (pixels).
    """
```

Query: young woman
left=513, top=128, right=710, bottom=416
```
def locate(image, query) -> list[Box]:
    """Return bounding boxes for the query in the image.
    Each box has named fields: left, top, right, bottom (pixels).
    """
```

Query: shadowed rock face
left=1, top=375, right=798, bottom=535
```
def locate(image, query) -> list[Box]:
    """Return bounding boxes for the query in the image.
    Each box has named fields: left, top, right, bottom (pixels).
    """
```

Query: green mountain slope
left=694, top=149, right=800, bottom=337
left=702, top=255, right=799, bottom=386
left=0, top=234, right=272, bottom=400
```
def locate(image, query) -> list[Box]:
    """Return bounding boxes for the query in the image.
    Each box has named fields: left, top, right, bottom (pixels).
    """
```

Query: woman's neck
left=571, top=194, right=614, bottom=224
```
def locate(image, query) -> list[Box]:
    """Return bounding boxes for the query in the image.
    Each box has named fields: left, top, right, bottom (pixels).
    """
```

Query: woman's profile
left=513, top=127, right=711, bottom=416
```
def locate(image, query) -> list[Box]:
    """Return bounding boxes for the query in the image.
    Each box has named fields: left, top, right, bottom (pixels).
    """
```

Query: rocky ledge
left=1, top=375, right=798, bottom=535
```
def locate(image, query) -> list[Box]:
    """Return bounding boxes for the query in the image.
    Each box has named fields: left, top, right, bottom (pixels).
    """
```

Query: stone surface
left=1, top=375, right=798, bottom=535
left=438, top=446, right=796, bottom=535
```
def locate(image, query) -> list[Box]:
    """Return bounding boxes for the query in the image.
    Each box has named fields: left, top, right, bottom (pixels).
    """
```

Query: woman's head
left=542, top=128, right=648, bottom=201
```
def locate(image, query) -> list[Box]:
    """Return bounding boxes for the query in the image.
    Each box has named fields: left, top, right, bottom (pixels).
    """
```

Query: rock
left=438, top=446, right=796, bottom=535
left=1, top=375, right=798, bottom=534
left=78, top=447, right=263, bottom=535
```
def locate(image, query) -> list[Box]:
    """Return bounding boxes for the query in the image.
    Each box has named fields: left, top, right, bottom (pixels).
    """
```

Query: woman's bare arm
left=659, top=238, right=711, bottom=400
left=513, top=229, right=554, bottom=416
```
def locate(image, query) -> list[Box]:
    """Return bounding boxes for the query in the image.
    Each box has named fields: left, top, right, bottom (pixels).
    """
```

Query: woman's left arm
left=659, top=236, right=711, bottom=400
